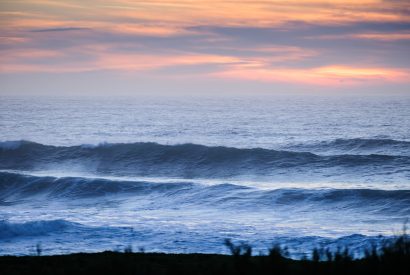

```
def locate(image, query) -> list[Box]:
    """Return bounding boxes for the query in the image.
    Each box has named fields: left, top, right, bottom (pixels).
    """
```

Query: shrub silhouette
left=35, top=243, right=42, bottom=256
left=1, top=229, right=409, bottom=275
left=224, top=239, right=252, bottom=275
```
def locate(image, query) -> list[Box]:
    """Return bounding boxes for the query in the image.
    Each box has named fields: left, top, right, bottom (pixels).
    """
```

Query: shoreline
left=1, top=236, right=409, bottom=275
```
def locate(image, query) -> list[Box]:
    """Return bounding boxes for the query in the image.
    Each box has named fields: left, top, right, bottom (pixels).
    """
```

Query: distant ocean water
left=0, top=95, right=409, bottom=257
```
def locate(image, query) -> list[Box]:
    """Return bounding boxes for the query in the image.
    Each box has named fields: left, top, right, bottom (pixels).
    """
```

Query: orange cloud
left=0, top=43, right=317, bottom=74
left=103, top=0, right=410, bottom=27
left=0, top=45, right=240, bottom=73
left=307, top=32, right=410, bottom=41
left=213, top=65, right=410, bottom=86
left=0, top=36, right=28, bottom=44
left=1, top=0, right=409, bottom=91
left=2, top=42, right=408, bottom=87
left=2, top=1, right=410, bottom=34
left=351, top=33, right=410, bottom=41
left=108, top=24, right=197, bottom=37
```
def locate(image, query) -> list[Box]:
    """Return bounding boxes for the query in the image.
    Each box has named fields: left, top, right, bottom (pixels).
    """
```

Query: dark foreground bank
left=1, top=235, right=409, bottom=275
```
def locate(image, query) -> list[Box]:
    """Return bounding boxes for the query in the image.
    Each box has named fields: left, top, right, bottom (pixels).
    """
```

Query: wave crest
left=287, top=138, right=410, bottom=156
left=0, top=219, right=80, bottom=239
left=1, top=172, right=409, bottom=215
left=1, top=140, right=409, bottom=179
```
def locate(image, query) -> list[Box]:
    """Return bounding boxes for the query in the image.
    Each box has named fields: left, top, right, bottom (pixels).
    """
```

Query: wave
left=0, top=218, right=393, bottom=257
left=286, top=138, right=410, bottom=156
left=0, top=219, right=81, bottom=239
left=1, top=172, right=409, bottom=215
left=0, top=171, right=197, bottom=200
left=1, top=140, right=409, bottom=180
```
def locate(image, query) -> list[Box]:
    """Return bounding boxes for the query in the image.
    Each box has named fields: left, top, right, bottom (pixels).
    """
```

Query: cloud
left=346, top=32, right=410, bottom=41
left=0, top=45, right=241, bottom=73
left=30, top=27, right=90, bottom=32
left=213, top=64, right=410, bottom=86
left=0, top=0, right=409, bottom=93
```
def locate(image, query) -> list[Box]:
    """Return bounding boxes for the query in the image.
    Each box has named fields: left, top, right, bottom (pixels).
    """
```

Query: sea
left=0, top=94, right=409, bottom=257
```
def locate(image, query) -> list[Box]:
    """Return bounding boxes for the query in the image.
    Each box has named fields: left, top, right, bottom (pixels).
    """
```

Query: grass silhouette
left=0, top=231, right=409, bottom=275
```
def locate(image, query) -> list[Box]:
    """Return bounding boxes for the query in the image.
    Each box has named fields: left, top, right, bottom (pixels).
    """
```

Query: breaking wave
left=1, top=140, right=409, bottom=179
left=1, top=172, right=409, bottom=215
left=286, top=138, right=410, bottom=156
left=0, top=219, right=81, bottom=239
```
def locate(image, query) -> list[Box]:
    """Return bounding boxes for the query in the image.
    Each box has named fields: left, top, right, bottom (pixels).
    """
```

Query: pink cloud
left=212, top=65, right=410, bottom=86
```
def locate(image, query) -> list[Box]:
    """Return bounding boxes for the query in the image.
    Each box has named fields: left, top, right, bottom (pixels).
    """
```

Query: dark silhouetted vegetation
left=35, top=243, right=42, bottom=257
left=0, top=233, right=409, bottom=275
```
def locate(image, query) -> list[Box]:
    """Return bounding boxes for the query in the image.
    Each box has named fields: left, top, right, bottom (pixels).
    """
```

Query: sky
left=0, top=0, right=409, bottom=95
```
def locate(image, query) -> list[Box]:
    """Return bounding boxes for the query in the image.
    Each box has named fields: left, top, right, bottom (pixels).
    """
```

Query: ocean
left=0, top=94, right=409, bottom=257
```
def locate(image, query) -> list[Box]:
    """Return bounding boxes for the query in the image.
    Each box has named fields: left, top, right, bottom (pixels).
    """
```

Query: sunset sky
left=1, top=0, right=409, bottom=95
